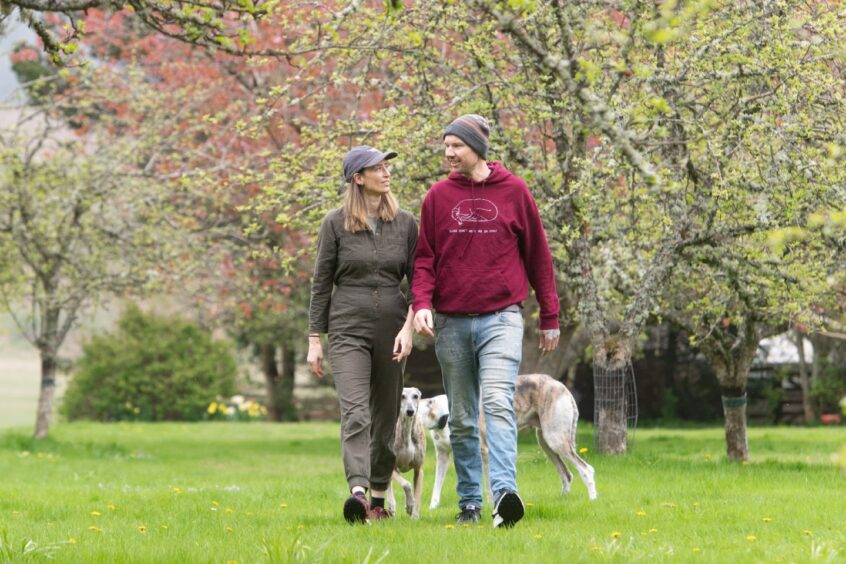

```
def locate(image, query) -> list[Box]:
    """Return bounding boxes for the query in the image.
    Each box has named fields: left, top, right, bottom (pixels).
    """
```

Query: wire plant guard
left=593, top=361, right=638, bottom=453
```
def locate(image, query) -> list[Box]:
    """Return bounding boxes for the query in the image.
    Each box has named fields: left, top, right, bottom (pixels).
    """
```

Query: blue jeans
left=434, top=310, right=523, bottom=509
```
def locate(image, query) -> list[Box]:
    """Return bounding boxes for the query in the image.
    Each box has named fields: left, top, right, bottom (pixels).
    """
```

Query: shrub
left=62, top=304, right=237, bottom=422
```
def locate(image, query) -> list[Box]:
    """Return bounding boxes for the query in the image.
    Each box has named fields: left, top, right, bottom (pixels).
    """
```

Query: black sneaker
left=492, top=491, right=524, bottom=528
left=456, top=504, right=481, bottom=524
left=343, top=493, right=370, bottom=524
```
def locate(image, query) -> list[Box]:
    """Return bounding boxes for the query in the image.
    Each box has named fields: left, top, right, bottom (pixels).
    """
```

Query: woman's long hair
left=343, top=181, right=399, bottom=233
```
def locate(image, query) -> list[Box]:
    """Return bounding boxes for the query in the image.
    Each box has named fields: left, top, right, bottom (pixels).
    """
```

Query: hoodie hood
left=445, top=161, right=512, bottom=188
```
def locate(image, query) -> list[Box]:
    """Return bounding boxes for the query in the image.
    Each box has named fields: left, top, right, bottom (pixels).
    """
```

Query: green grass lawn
left=1, top=423, right=844, bottom=563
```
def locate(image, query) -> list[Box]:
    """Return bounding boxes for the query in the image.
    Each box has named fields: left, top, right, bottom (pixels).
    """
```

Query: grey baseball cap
left=342, top=145, right=398, bottom=183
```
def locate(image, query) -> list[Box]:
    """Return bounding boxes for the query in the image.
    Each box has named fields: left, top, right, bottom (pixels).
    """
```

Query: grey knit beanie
left=443, top=114, right=490, bottom=159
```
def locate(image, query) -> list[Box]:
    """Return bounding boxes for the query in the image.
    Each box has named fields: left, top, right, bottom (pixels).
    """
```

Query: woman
left=307, top=145, right=417, bottom=524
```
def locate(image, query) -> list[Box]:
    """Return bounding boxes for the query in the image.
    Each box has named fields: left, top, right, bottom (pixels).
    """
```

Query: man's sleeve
left=412, top=192, right=436, bottom=312
left=519, top=185, right=560, bottom=330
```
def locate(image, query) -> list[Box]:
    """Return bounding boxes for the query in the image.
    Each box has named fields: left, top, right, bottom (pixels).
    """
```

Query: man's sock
left=371, top=497, right=385, bottom=508
left=351, top=486, right=366, bottom=497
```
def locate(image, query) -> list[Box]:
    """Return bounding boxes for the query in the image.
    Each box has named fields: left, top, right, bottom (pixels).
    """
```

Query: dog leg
left=392, top=470, right=414, bottom=516
left=536, top=429, right=573, bottom=495
left=560, top=443, right=597, bottom=500
left=387, top=475, right=397, bottom=516
left=412, top=467, right=423, bottom=519
left=430, top=447, right=450, bottom=509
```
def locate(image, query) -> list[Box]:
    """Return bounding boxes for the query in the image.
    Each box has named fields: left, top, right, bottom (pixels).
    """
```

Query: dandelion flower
left=225, top=508, right=234, bottom=514
left=37, top=453, right=44, bottom=459
left=212, top=501, right=220, bottom=506
left=137, top=525, right=146, bottom=534
left=746, top=535, right=756, bottom=542
left=226, top=527, right=233, bottom=533
left=88, top=526, right=103, bottom=533
left=533, top=534, right=542, bottom=539
left=649, top=528, right=658, bottom=534
left=297, top=525, right=304, bottom=530
left=67, top=537, right=77, bottom=544
left=741, top=460, right=749, bottom=465
left=107, top=504, right=116, bottom=510
left=662, top=502, right=677, bottom=509
left=526, top=502, right=534, bottom=507
left=762, top=517, right=772, bottom=523
left=611, top=531, right=621, bottom=538
left=579, top=447, right=588, bottom=454
left=803, top=530, right=813, bottom=536
left=692, top=547, right=701, bottom=553
left=161, top=525, right=169, bottom=530
left=172, top=487, right=182, bottom=495
left=280, top=503, right=288, bottom=509
left=692, top=502, right=700, bottom=508
left=636, top=511, right=647, bottom=517
left=445, top=524, right=454, bottom=529
left=90, top=511, right=102, bottom=517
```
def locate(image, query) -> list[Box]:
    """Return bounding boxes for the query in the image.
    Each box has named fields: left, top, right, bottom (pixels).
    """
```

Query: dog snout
left=437, top=414, right=449, bottom=429
left=405, top=408, right=415, bottom=417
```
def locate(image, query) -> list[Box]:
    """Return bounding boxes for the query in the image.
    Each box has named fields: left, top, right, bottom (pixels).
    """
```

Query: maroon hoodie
left=412, top=161, right=560, bottom=330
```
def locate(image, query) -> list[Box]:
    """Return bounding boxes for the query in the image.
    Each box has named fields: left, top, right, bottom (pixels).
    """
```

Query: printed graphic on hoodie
left=450, top=198, right=499, bottom=226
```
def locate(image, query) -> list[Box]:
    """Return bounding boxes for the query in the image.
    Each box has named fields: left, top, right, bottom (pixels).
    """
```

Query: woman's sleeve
left=405, top=213, right=419, bottom=303
left=308, top=215, right=338, bottom=333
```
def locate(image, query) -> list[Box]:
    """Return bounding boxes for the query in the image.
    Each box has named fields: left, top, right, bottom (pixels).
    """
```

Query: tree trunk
left=721, top=390, right=749, bottom=461
left=261, top=343, right=298, bottom=422
left=34, top=349, right=58, bottom=439
left=698, top=320, right=761, bottom=462
left=795, top=331, right=815, bottom=423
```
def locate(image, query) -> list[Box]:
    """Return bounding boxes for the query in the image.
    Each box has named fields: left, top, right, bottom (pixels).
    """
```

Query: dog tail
left=567, top=389, right=579, bottom=441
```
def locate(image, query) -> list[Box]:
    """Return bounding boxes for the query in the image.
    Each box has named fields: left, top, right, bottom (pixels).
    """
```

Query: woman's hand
left=392, top=326, right=413, bottom=362
left=307, top=336, right=324, bottom=378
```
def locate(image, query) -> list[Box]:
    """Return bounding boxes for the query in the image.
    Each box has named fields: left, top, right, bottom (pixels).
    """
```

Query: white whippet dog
left=418, top=394, right=452, bottom=509
left=388, top=387, right=426, bottom=518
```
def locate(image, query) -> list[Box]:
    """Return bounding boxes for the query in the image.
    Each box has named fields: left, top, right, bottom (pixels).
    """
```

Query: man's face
left=444, top=134, right=480, bottom=176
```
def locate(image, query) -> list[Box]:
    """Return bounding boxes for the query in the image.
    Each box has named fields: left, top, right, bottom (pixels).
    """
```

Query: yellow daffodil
left=207, top=402, right=218, bottom=414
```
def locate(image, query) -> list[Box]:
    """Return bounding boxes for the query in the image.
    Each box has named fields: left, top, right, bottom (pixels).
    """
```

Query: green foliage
left=810, top=358, right=846, bottom=413
left=61, top=305, right=237, bottom=422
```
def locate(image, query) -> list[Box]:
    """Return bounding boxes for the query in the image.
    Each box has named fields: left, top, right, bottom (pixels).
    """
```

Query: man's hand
left=538, top=328, right=560, bottom=354
left=307, top=336, right=324, bottom=378
left=413, top=309, right=434, bottom=337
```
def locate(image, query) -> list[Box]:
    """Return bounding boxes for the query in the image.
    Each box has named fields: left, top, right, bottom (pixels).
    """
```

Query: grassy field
left=1, top=423, right=844, bottom=563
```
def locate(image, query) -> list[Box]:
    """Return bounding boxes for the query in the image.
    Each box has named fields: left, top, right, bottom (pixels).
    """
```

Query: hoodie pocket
left=434, top=266, right=511, bottom=309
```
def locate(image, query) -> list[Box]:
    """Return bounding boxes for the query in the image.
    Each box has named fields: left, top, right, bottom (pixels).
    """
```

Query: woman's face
left=353, top=160, right=392, bottom=196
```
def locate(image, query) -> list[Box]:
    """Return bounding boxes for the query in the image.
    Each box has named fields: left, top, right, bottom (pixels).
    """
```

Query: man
left=412, top=114, right=560, bottom=528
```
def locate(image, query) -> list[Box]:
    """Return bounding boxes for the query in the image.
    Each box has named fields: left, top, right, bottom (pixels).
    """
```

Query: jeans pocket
left=499, top=310, right=524, bottom=329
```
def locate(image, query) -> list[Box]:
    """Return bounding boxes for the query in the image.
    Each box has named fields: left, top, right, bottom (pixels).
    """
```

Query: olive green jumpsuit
left=309, top=207, right=418, bottom=491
